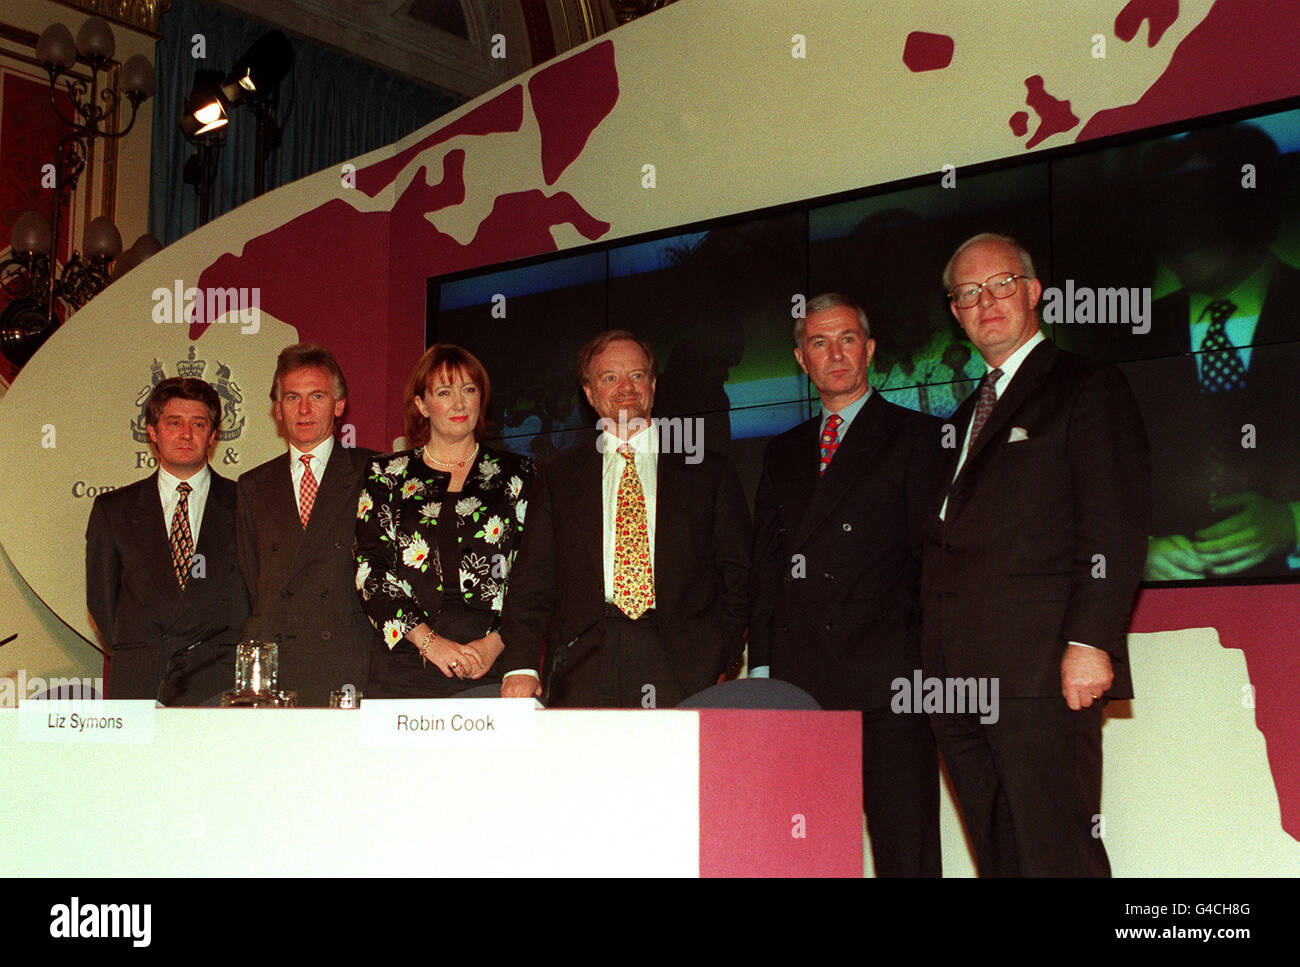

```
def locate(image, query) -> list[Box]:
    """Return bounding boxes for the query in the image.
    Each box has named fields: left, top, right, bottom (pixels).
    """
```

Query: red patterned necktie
left=967, top=368, right=1004, bottom=448
left=170, top=481, right=194, bottom=589
left=819, top=413, right=842, bottom=476
left=612, top=445, right=654, bottom=619
left=299, top=454, right=318, bottom=528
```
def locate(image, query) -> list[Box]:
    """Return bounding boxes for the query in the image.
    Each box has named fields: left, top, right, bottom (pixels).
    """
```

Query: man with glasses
left=923, top=233, right=1150, bottom=875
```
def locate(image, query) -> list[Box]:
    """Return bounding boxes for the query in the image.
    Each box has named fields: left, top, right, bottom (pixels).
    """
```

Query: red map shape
left=1115, top=0, right=1180, bottom=48
left=1022, top=75, right=1079, bottom=148
left=1081, top=0, right=1300, bottom=141
left=1130, top=585, right=1300, bottom=841
left=353, top=85, right=524, bottom=198
left=1009, top=111, right=1029, bottom=137
left=528, top=40, right=619, bottom=186
left=902, top=31, right=955, bottom=72
left=186, top=41, right=620, bottom=446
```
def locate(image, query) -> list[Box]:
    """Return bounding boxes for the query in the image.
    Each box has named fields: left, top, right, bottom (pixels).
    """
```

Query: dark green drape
left=148, top=0, right=463, bottom=244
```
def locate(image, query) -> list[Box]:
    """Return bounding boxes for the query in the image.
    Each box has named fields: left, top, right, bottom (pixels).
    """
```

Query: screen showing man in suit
left=499, top=330, right=750, bottom=707
left=86, top=377, right=249, bottom=704
left=750, top=293, right=943, bottom=876
left=236, top=343, right=375, bottom=706
left=923, top=234, right=1149, bottom=876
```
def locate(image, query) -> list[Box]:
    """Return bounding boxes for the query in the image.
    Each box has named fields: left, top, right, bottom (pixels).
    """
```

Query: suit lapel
left=790, top=396, right=886, bottom=550
left=269, top=452, right=306, bottom=560
left=573, top=443, right=605, bottom=604
left=296, top=445, right=359, bottom=562
left=959, top=340, right=1054, bottom=474
left=130, top=472, right=182, bottom=616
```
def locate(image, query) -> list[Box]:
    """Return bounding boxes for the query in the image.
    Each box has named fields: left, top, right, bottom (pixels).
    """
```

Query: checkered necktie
left=612, top=445, right=654, bottom=619
left=819, top=413, right=842, bottom=476
left=170, top=482, right=194, bottom=589
left=968, top=368, right=1003, bottom=447
left=299, top=454, right=318, bottom=528
left=1199, top=300, right=1246, bottom=393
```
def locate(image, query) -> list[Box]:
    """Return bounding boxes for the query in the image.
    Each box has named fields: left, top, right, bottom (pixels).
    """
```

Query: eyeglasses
left=948, top=274, right=1029, bottom=309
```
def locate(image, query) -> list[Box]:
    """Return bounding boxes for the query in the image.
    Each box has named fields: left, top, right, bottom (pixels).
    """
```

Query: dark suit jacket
left=85, top=469, right=248, bottom=704
left=1136, top=261, right=1300, bottom=564
left=499, top=438, right=751, bottom=703
left=236, top=444, right=376, bottom=705
left=922, top=339, right=1150, bottom=699
left=751, top=394, right=942, bottom=710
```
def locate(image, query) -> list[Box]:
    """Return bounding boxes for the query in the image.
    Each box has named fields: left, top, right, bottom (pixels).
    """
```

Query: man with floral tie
left=500, top=330, right=750, bottom=707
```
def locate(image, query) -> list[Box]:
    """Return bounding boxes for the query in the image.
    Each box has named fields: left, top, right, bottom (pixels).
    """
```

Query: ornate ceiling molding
left=54, top=0, right=172, bottom=37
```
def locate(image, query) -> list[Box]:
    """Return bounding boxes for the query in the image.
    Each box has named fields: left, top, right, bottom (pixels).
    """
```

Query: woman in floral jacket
left=355, top=344, right=533, bottom=697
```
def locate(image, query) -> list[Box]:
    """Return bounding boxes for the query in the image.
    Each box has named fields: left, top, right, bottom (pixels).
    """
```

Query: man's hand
left=1193, top=492, right=1297, bottom=575
left=464, top=632, right=505, bottom=678
left=1144, top=534, right=1209, bottom=580
left=500, top=674, right=541, bottom=699
left=1061, top=644, right=1113, bottom=711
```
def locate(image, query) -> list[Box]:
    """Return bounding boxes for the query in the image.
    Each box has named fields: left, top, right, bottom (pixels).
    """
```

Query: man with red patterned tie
left=499, top=330, right=750, bottom=707
left=236, top=343, right=375, bottom=705
left=750, top=293, right=943, bottom=876
left=86, top=377, right=249, bottom=704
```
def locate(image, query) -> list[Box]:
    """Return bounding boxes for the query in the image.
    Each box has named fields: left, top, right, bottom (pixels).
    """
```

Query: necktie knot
left=176, top=481, right=191, bottom=497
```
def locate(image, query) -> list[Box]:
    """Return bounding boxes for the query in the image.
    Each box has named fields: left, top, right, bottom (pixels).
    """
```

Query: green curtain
left=148, top=0, right=463, bottom=243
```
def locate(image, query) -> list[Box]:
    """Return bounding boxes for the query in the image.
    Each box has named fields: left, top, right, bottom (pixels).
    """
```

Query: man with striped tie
left=236, top=344, right=375, bottom=705
left=86, top=377, right=248, bottom=704
left=924, top=234, right=1150, bottom=876
left=750, top=293, right=944, bottom=876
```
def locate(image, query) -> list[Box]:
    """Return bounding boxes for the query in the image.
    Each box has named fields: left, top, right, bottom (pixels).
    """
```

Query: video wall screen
left=430, top=101, right=1300, bottom=586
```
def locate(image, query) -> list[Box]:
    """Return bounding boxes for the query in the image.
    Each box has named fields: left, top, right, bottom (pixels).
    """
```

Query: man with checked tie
left=87, top=377, right=249, bottom=704
left=236, top=343, right=375, bottom=705
left=750, top=293, right=944, bottom=875
left=499, top=330, right=750, bottom=707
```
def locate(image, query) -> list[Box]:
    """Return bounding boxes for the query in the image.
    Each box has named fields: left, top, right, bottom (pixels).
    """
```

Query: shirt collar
left=987, top=329, right=1046, bottom=390
left=157, top=463, right=211, bottom=503
left=290, top=436, right=334, bottom=467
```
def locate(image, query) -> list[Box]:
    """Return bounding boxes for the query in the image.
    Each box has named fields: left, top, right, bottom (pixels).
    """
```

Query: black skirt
left=367, top=601, right=500, bottom=699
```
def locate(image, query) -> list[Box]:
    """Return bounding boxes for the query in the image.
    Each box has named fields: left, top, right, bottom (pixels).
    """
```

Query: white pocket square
left=1008, top=427, right=1030, bottom=442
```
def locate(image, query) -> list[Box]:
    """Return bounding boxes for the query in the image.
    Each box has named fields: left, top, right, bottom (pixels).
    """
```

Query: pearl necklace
left=423, top=442, right=478, bottom=469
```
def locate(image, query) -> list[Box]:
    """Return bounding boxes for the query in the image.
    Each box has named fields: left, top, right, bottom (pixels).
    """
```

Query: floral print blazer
left=354, top=446, right=534, bottom=648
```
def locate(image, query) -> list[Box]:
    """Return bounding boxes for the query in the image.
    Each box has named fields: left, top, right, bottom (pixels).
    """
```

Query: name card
left=18, top=700, right=155, bottom=744
left=359, top=698, right=536, bottom=749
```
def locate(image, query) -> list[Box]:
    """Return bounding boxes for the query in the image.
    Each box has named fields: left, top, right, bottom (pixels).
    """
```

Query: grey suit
left=236, top=444, right=376, bottom=705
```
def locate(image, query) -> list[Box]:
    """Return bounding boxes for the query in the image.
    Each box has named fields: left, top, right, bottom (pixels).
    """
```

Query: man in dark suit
left=750, top=292, right=942, bottom=876
left=86, top=377, right=249, bottom=704
left=924, top=234, right=1149, bottom=876
left=236, top=343, right=374, bottom=706
left=499, top=330, right=750, bottom=707
left=1135, top=123, right=1300, bottom=581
